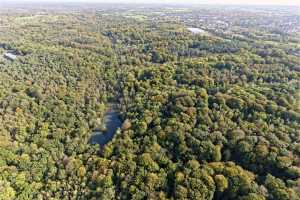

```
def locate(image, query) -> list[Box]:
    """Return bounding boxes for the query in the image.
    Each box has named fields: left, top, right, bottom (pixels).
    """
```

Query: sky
left=1, top=0, right=300, bottom=6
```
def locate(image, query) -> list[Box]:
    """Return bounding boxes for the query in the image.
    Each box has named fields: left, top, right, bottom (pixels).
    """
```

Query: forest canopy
left=0, top=3, right=299, bottom=200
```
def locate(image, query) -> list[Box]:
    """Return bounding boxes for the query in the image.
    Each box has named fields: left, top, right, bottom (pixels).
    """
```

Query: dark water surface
left=89, top=110, right=122, bottom=146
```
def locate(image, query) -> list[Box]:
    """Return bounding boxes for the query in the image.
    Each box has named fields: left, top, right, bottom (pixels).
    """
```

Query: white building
left=4, top=53, right=17, bottom=61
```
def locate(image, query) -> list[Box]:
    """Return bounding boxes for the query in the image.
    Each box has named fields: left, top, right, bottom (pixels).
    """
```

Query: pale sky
left=1, top=0, right=300, bottom=6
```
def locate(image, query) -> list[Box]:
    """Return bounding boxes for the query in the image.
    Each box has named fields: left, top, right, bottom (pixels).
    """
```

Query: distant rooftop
left=4, top=52, right=17, bottom=61
left=187, top=27, right=205, bottom=34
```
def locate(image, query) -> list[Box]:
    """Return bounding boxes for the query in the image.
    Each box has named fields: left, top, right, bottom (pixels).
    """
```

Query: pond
left=89, top=110, right=122, bottom=146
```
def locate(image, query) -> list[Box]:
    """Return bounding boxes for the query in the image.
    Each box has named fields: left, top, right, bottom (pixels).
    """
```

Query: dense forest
left=0, top=4, right=299, bottom=200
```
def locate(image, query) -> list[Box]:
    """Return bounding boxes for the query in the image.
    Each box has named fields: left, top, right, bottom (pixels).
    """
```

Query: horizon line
left=1, top=1, right=300, bottom=6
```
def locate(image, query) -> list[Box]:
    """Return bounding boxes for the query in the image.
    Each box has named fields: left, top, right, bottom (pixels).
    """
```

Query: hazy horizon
left=1, top=0, right=300, bottom=6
